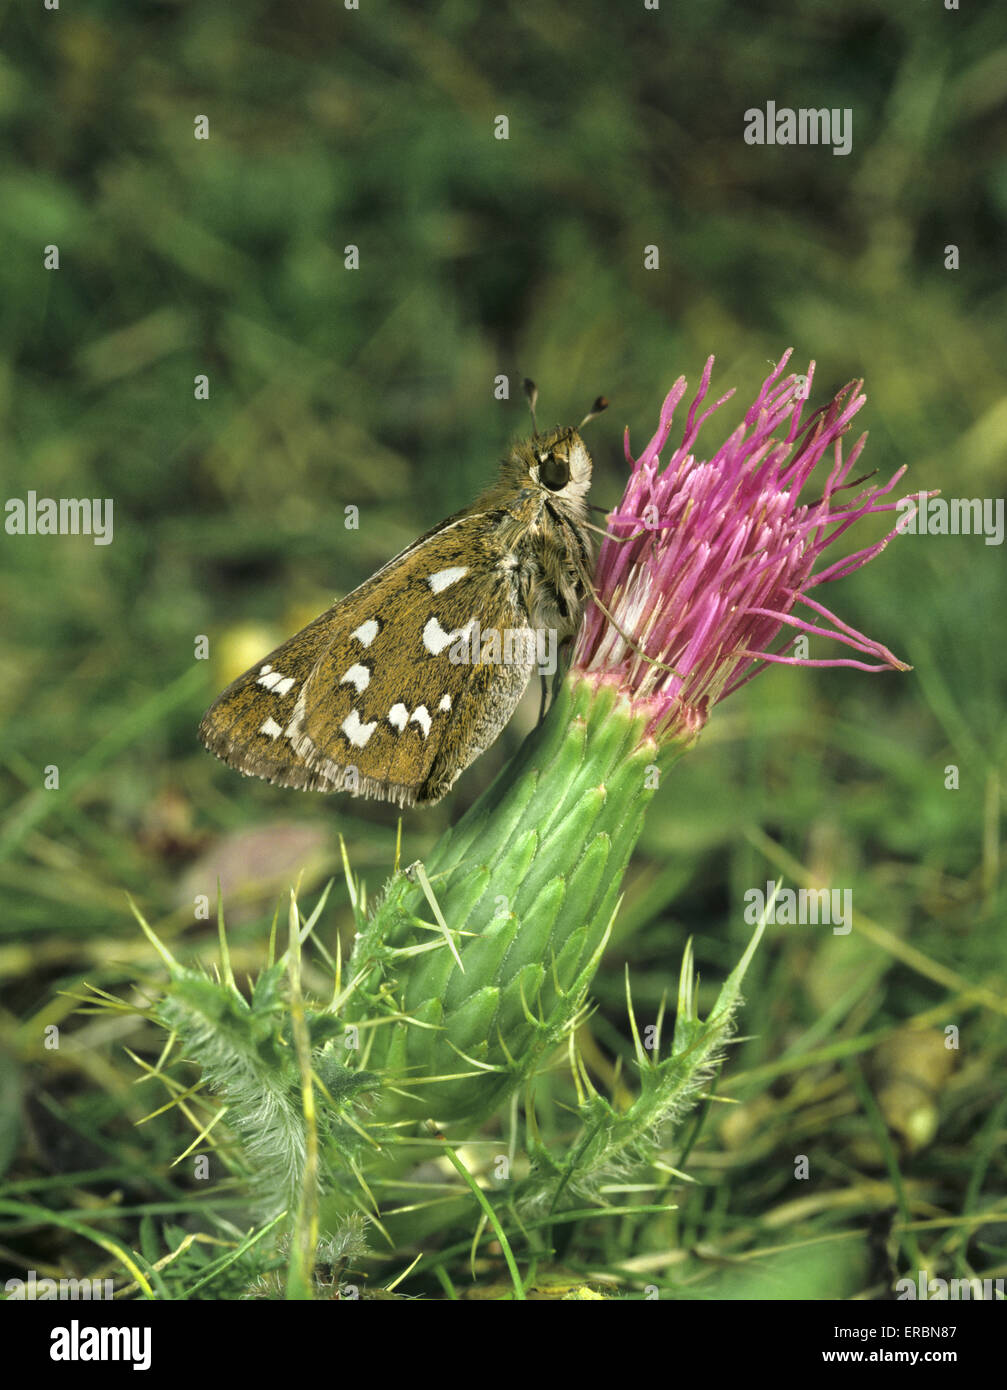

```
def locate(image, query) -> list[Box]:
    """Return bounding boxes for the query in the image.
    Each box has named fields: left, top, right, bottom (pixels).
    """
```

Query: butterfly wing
left=199, top=511, right=538, bottom=805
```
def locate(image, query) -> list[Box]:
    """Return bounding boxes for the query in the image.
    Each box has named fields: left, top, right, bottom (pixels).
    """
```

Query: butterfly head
left=500, top=427, right=593, bottom=514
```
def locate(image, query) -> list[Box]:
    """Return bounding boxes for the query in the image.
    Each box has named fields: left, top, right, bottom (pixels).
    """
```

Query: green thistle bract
left=344, top=677, right=673, bottom=1123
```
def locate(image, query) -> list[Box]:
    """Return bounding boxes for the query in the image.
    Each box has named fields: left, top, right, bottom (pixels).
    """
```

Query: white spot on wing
left=428, top=566, right=468, bottom=593
left=410, top=705, right=431, bottom=738
left=257, top=667, right=295, bottom=695
left=341, top=709, right=377, bottom=748
left=341, top=663, right=370, bottom=693
left=388, top=703, right=408, bottom=731
left=438, top=694, right=452, bottom=712
left=423, top=615, right=475, bottom=656
left=351, top=619, right=380, bottom=647
left=423, top=617, right=453, bottom=655
left=260, top=717, right=283, bottom=740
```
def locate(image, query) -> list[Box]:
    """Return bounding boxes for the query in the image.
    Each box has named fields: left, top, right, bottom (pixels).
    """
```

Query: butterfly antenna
left=579, top=396, right=609, bottom=430
left=522, top=378, right=539, bottom=437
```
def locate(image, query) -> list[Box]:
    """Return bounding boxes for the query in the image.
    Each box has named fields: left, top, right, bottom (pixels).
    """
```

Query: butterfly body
left=199, top=426, right=595, bottom=806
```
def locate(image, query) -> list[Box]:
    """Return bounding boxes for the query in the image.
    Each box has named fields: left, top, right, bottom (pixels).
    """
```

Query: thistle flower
left=344, top=352, right=911, bottom=1136
left=574, top=349, right=910, bottom=745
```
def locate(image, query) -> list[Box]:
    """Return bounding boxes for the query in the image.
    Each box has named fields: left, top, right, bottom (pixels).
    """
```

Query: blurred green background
left=1, top=0, right=1005, bottom=1299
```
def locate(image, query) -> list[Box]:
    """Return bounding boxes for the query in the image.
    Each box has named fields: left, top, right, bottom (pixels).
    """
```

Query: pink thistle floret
left=572, top=350, right=912, bottom=744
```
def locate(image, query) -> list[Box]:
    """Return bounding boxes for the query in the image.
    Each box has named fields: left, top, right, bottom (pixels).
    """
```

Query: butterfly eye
left=538, top=453, right=570, bottom=491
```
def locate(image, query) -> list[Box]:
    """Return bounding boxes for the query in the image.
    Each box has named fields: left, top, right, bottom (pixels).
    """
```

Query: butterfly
left=198, top=391, right=608, bottom=806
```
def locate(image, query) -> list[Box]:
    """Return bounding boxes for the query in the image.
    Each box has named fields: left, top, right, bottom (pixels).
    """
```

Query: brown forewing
left=198, top=512, right=525, bottom=805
